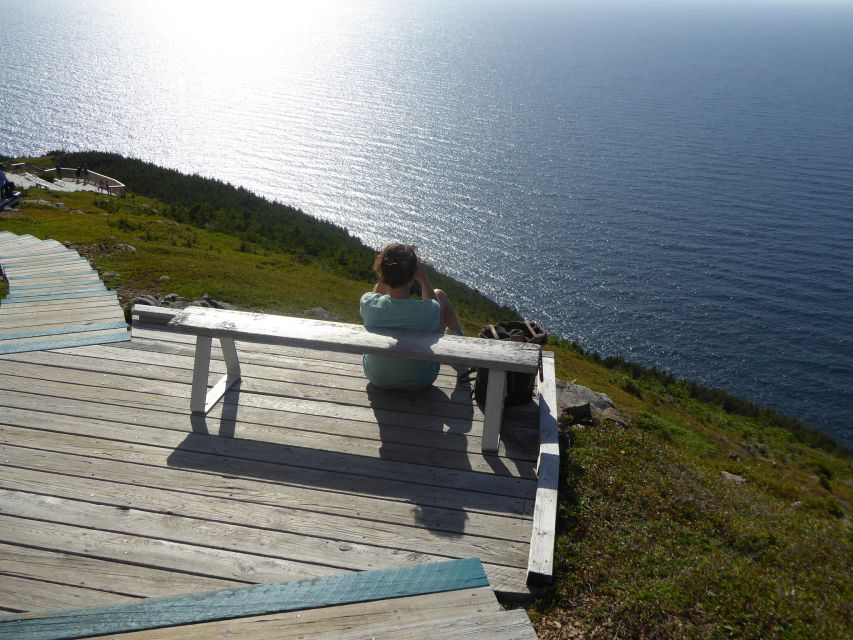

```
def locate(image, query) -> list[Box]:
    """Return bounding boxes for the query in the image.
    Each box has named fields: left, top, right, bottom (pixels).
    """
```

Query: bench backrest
left=166, top=306, right=541, bottom=373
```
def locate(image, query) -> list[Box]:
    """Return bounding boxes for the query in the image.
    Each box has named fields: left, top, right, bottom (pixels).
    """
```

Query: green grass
left=3, top=156, right=850, bottom=639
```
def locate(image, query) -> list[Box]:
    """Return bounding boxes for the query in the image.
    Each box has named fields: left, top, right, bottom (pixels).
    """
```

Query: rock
left=159, top=275, right=170, bottom=282
left=131, top=295, right=160, bottom=307
left=304, top=306, right=343, bottom=321
left=114, top=243, right=136, bottom=252
left=25, top=199, right=61, bottom=209
left=62, top=241, right=72, bottom=248
left=561, top=403, right=593, bottom=425
left=729, top=452, right=740, bottom=461
left=102, top=271, right=118, bottom=278
left=207, top=299, right=234, bottom=310
left=192, top=300, right=211, bottom=307
left=721, top=471, right=747, bottom=484
left=556, top=379, right=614, bottom=414
left=163, top=293, right=186, bottom=303
left=598, top=406, right=632, bottom=427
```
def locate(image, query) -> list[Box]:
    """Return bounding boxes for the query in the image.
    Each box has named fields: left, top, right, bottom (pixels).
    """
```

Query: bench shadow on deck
left=0, top=312, right=556, bottom=620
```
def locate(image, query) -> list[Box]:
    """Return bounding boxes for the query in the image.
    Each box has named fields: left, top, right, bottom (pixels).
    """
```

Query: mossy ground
left=2, top=162, right=850, bottom=639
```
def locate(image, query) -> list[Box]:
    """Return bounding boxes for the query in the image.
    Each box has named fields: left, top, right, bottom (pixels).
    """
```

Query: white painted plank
left=168, top=307, right=540, bottom=372
left=527, top=352, right=559, bottom=585
left=482, top=369, right=508, bottom=454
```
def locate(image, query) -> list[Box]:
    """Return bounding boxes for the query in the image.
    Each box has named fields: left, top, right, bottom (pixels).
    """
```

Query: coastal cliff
left=2, top=152, right=850, bottom=639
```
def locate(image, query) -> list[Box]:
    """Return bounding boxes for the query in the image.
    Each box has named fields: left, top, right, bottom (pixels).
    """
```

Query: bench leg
left=482, top=368, right=507, bottom=454
left=190, top=335, right=212, bottom=414
left=190, top=336, right=242, bottom=415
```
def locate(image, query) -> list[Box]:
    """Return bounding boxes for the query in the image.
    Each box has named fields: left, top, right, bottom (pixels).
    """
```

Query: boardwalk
left=0, top=233, right=555, bottom=637
left=0, top=232, right=129, bottom=354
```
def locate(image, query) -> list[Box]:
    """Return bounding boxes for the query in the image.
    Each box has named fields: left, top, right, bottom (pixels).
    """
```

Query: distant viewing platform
left=5, top=162, right=125, bottom=197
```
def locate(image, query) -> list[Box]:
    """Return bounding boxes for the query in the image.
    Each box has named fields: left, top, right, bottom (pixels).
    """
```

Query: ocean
left=2, top=0, right=852, bottom=445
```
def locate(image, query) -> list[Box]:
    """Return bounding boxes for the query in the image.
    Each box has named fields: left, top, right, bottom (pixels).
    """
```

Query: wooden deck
left=0, top=232, right=558, bottom=637
left=0, top=312, right=553, bottom=607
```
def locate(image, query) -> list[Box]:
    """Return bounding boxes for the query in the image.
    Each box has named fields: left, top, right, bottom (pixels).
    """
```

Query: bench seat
left=146, top=306, right=541, bottom=453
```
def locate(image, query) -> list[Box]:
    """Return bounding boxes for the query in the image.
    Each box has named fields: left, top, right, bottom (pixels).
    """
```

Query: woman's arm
left=414, top=256, right=437, bottom=301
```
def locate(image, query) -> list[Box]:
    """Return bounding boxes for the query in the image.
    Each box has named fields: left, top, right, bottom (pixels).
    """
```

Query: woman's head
left=374, top=243, right=418, bottom=288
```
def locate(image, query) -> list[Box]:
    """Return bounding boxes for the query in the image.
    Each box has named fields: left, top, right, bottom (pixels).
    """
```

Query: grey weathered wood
left=0, top=418, right=535, bottom=501
left=0, top=444, right=532, bottom=542
left=0, top=375, right=537, bottom=464
left=0, top=558, right=491, bottom=640
left=88, top=588, right=499, bottom=640
left=0, top=348, right=506, bottom=426
left=0, top=543, right=238, bottom=600
left=0, top=298, right=545, bottom=602
left=526, top=352, right=559, bottom=585
left=0, top=490, right=528, bottom=578
left=0, top=574, right=137, bottom=614
left=0, top=511, right=332, bottom=586
left=0, top=463, right=531, bottom=558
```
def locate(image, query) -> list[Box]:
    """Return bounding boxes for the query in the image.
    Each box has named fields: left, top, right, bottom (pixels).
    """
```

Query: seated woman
left=360, top=243, right=463, bottom=391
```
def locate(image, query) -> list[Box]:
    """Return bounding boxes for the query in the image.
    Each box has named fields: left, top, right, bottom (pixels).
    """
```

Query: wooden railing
left=5, top=162, right=126, bottom=197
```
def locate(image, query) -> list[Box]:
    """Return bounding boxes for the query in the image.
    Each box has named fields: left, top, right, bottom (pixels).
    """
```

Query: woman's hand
left=414, top=255, right=429, bottom=283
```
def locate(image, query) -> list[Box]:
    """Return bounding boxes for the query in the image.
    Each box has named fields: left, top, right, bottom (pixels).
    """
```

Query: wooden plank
left=0, top=489, right=515, bottom=578
left=2, top=290, right=115, bottom=304
left=0, top=309, right=124, bottom=331
left=0, top=422, right=532, bottom=517
left=0, top=412, right=535, bottom=500
left=0, top=319, right=127, bottom=341
left=527, top=352, right=559, bottom=585
left=0, top=419, right=533, bottom=524
left=0, top=300, right=122, bottom=317
left=3, top=285, right=107, bottom=299
left=0, top=293, right=118, bottom=308
left=168, top=307, right=541, bottom=372
left=0, top=558, right=489, bottom=640
left=0, top=329, right=130, bottom=355
left=0, top=512, right=333, bottom=587
left=6, top=285, right=106, bottom=298
left=1, top=348, right=501, bottom=425
left=0, top=543, right=240, bottom=600
left=0, top=464, right=530, bottom=565
left=0, top=575, right=136, bottom=614
left=1, top=264, right=94, bottom=279
left=0, top=357, right=511, bottom=436
left=2, top=261, right=88, bottom=276
left=8, top=275, right=103, bottom=288
left=0, top=382, right=536, bottom=464
left=0, top=357, right=531, bottom=476
left=365, top=609, right=538, bottom=640
left=1, top=254, right=83, bottom=267
left=4, top=269, right=98, bottom=281
left=0, top=371, right=542, bottom=468
left=87, top=588, right=500, bottom=639
left=0, top=438, right=533, bottom=539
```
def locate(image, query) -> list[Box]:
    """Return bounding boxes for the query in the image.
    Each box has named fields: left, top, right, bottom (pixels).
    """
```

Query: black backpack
left=468, top=320, right=548, bottom=406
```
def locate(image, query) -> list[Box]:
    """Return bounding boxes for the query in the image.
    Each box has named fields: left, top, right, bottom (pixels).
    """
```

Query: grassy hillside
left=2, top=155, right=850, bottom=639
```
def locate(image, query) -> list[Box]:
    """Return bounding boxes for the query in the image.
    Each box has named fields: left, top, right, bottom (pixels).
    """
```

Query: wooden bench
left=153, top=306, right=541, bottom=453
